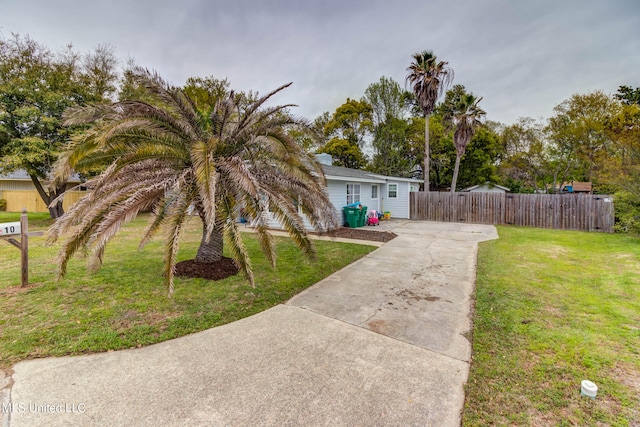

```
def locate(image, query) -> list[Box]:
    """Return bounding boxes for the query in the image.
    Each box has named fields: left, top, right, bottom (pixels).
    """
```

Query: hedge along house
left=0, top=170, right=86, bottom=213
left=263, top=154, right=421, bottom=230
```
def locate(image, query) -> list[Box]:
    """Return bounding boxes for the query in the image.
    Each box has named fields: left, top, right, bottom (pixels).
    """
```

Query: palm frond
left=161, top=189, right=192, bottom=296
left=191, top=139, right=218, bottom=239
left=53, top=76, right=336, bottom=295
left=86, top=182, right=168, bottom=272
left=220, top=196, right=254, bottom=286
left=138, top=196, right=170, bottom=250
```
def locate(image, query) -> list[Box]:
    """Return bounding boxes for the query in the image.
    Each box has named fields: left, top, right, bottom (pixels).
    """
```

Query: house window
left=388, top=184, right=398, bottom=198
left=371, top=185, right=378, bottom=200
left=347, top=184, right=360, bottom=204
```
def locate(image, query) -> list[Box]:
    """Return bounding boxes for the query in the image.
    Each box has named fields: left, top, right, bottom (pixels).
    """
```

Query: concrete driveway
left=2, top=221, right=497, bottom=427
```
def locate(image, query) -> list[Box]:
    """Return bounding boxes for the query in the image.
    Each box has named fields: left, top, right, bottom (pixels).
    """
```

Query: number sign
left=0, top=222, right=21, bottom=236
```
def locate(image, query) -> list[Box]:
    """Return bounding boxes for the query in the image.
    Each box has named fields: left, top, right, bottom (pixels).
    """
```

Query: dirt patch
left=367, top=319, right=387, bottom=334
left=175, top=257, right=240, bottom=281
left=320, top=227, right=397, bottom=243
left=610, top=362, right=640, bottom=393
left=0, top=283, right=42, bottom=296
left=396, top=288, right=441, bottom=302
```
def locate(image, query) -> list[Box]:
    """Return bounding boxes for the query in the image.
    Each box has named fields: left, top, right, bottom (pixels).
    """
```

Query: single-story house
left=264, top=154, right=422, bottom=230
left=460, top=182, right=510, bottom=193
left=0, top=170, right=84, bottom=212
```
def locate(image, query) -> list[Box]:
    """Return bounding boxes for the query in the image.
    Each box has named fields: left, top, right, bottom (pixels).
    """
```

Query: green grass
left=0, top=211, right=55, bottom=229
left=463, top=226, right=640, bottom=426
left=0, top=214, right=376, bottom=370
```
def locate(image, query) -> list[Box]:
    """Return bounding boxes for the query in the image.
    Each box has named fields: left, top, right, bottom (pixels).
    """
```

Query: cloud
left=1, top=0, right=638, bottom=124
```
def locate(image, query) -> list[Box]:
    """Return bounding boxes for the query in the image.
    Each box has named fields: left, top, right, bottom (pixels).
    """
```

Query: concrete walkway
left=2, top=221, right=497, bottom=427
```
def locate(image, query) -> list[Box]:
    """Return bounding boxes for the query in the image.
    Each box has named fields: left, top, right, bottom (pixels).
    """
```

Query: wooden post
left=20, top=208, right=29, bottom=287
left=1, top=209, right=43, bottom=287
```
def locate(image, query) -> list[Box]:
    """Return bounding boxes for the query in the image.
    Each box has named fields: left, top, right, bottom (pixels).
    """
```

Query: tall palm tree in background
left=441, top=85, right=486, bottom=192
left=49, top=68, right=338, bottom=295
left=406, top=50, right=454, bottom=191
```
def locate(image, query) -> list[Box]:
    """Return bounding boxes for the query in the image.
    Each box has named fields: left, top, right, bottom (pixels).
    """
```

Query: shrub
left=0, top=199, right=6, bottom=211
left=614, top=191, right=640, bottom=234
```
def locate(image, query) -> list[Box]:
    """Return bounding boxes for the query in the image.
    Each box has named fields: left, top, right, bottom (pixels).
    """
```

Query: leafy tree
left=49, top=69, right=338, bottom=295
left=289, top=111, right=329, bottom=153
left=418, top=115, right=450, bottom=188
left=440, top=85, right=486, bottom=192
left=604, top=103, right=640, bottom=197
left=0, top=34, right=117, bottom=218
left=364, top=76, right=415, bottom=177
left=546, top=91, right=620, bottom=187
left=614, top=85, right=640, bottom=105
left=369, top=117, right=414, bottom=176
left=455, top=126, right=501, bottom=189
left=317, top=137, right=367, bottom=169
left=498, top=117, right=550, bottom=192
left=323, top=98, right=373, bottom=148
left=317, top=98, right=373, bottom=168
left=406, top=50, right=454, bottom=190
left=183, top=75, right=231, bottom=113
left=602, top=103, right=640, bottom=233
left=364, top=76, right=411, bottom=125
left=118, top=60, right=153, bottom=102
left=78, top=44, right=119, bottom=102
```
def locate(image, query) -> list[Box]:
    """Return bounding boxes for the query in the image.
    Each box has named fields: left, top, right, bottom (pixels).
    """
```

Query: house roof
left=461, top=183, right=511, bottom=192
left=564, top=181, right=592, bottom=192
left=322, top=165, right=386, bottom=183
left=0, top=170, right=83, bottom=183
left=322, top=164, right=421, bottom=184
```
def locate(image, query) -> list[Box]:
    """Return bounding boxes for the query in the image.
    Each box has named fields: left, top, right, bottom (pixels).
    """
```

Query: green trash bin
left=359, top=206, right=368, bottom=227
left=344, top=207, right=359, bottom=228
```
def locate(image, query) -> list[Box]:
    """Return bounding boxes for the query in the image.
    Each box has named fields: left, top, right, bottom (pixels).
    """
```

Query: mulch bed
left=321, top=227, right=397, bottom=243
left=174, top=227, right=395, bottom=281
left=175, top=257, right=239, bottom=280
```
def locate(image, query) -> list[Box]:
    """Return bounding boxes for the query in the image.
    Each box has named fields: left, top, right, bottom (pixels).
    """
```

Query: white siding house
left=263, top=155, right=421, bottom=230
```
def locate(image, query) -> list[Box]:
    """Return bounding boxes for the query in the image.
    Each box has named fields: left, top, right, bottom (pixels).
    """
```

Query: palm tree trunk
left=450, top=154, right=461, bottom=193
left=424, top=114, right=430, bottom=192
left=195, top=217, right=224, bottom=263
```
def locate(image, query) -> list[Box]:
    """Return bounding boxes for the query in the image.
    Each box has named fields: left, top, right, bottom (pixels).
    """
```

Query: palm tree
left=441, top=85, right=486, bottom=192
left=49, top=68, right=338, bottom=295
left=406, top=50, right=454, bottom=191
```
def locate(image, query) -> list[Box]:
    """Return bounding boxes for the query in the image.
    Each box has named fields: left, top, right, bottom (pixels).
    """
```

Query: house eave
left=325, top=175, right=387, bottom=184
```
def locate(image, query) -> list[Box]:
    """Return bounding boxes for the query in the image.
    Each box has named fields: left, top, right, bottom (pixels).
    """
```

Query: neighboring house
left=561, top=181, right=592, bottom=194
left=0, top=170, right=85, bottom=212
left=547, top=181, right=593, bottom=194
left=460, top=182, right=511, bottom=193
left=264, top=154, right=422, bottom=230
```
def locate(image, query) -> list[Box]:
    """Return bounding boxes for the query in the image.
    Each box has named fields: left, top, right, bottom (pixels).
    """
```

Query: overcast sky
left=2, top=0, right=639, bottom=125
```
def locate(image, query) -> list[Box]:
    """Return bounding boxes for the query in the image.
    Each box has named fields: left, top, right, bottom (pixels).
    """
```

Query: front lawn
left=464, top=226, right=640, bottom=426
left=0, top=214, right=376, bottom=370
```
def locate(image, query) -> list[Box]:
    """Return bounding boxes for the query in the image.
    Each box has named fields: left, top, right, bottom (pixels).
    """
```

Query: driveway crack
left=359, top=299, right=388, bottom=326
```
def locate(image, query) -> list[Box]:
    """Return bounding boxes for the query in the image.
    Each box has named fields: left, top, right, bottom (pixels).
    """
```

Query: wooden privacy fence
left=410, top=192, right=615, bottom=233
